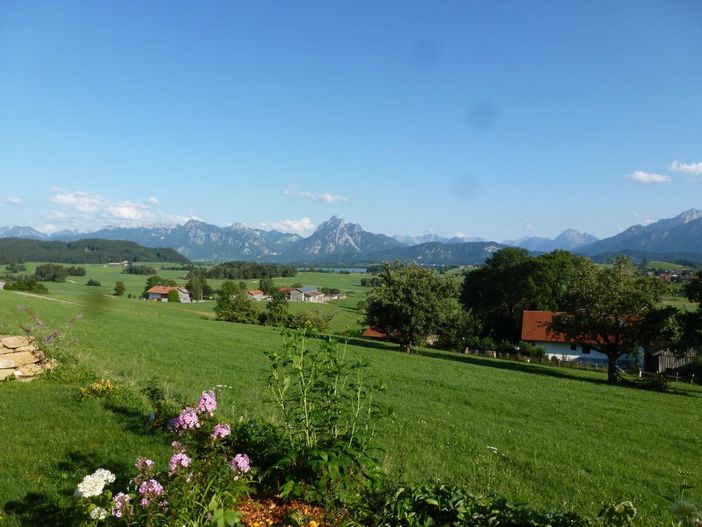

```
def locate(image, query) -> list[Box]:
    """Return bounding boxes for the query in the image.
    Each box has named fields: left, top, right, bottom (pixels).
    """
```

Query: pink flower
left=168, top=452, right=192, bottom=476
left=197, top=390, right=217, bottom=416
left=230, top=453, right=251, bottom=480
left=170, top=407, right=200, bottom=430
left=211, top=423, right=231, bottom=441
left=138, top=479, right=164, bottom=508
left=135, top=457, right=155, bottom=472
left=111, top=492, right=131, bottom=518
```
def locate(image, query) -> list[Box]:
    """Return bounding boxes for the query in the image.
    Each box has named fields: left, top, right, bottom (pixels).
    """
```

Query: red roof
left=247, top=289, right=264, bottom=296
left=521, top=311, right=568, bottom=343
left=362, top=327, right=390, bottom=340
left=278, top=287, right=294, bottom=293
left=147, top=285, right=178, bottom=295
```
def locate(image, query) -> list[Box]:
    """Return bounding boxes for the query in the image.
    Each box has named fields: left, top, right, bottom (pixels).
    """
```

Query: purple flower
left=135, top=457, right=155, bottom=472
left=211, top=423, right=231, bottom=441
left=168, top=452, right=192, bottom=476
left=111, top=492, right=131, bottom=518
left=197, top=390, right=217, bottom=416
left=230, top=453, right=251, bottom=479
left=138, top=479, right=164, bottom=508
left=170, top=407, right=200, bottom=430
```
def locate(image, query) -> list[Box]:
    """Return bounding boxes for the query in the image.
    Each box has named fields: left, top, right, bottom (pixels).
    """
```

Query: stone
left=1, top=336, right=29, bottom=349
left=15, top=345, right=37, bottom=353
left=0, top=358, right=15, bottom=368
left=2, top=351, right=38, bottom=367
left=0, top=369, right=17, bottom=381
left=19, top=364, right=43, bottom=376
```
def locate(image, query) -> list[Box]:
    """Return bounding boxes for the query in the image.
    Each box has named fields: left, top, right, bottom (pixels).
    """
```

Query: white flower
left=93, top=468, right=116, bottom=484
left=75, top=474, right=105, bottom=498
left=89, top=507, right=108, bottom=520
left=74, top=468, right=115, bottom=498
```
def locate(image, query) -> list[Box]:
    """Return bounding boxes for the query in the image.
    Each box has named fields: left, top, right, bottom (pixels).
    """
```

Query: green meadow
left=1, top=263, right=701, bottom=526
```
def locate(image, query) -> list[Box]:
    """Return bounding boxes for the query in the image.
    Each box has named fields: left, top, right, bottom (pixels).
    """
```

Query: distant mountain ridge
left=505, top=229, right=598, bottom=252
left=2, top=208, right=702, bottom=265
left=577, top=209, right=702, bottom=256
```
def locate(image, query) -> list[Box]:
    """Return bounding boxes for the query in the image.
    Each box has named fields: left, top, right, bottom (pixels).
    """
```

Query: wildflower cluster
left=75, top=389, right=252, bottom=525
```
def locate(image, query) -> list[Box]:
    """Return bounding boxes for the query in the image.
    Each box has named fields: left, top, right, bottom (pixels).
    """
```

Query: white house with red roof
left=146, top=285, right=191, bottom=303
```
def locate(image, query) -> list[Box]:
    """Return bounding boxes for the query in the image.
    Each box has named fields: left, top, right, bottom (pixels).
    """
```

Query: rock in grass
left=1, top=336, right=30, bottom=349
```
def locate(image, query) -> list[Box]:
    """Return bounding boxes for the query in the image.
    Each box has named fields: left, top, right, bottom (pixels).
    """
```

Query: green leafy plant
left=265, top=324, right=385, bottom=508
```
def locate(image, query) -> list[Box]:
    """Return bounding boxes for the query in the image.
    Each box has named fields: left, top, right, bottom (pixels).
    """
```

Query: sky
left=1, top=1, right=701, bottom=241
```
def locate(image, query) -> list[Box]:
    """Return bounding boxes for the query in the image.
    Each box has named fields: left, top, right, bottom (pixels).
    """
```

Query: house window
left=570, top=343, right=577, bottom=351
left=582, top=345, right=591, bottom=354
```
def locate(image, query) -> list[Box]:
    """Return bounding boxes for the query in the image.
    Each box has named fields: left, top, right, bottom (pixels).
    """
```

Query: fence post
left=692, top=374, right=695, bottom=385
left=676, top=372, right=679, bottom=382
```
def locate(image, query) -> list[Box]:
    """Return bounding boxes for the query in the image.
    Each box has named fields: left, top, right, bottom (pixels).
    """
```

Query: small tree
left=113, top=281, right=125, bottom=296
left=265, top=289, right=289, bottom=326
left=86, top=278, right=101, bottom=286
left=549, top=257, right=669, bottom=383
left=258, top=277, right=275, bottom=296
left=365, top=262, right=459, bottom=353
left=167, top=289, right=180, bottom=303
left=214, top=281, right=258, bottom=324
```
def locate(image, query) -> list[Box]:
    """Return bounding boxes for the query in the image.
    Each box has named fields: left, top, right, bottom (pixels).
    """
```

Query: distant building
left=106, top=260, right=130, bottom=267
left=0, top=280, right=5, bottom=290
left=362, top=327, right=391, bottom=340
left=246, top=289, right=268, bottom=301
left=145, top=285, right=191, bottom=303
left=520, top=310, right=642, bottom=366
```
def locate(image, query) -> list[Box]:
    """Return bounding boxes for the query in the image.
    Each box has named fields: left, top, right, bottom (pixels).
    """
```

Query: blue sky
left=1, top=1, right=701, bottom=241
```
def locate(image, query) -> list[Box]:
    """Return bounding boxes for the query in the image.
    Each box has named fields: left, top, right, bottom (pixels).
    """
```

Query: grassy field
left=1, top=265, right=701, bottom=525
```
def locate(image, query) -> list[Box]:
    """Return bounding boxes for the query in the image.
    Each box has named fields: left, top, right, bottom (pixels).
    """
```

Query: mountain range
left=1, top=209, right=702, bottom=265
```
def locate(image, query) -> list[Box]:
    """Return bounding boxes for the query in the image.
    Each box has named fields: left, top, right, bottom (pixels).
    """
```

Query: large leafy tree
left=461, top=248, right=588, bottom=341
left=549, top=257, right=670, bottom=384
left=364, top=262, right=460, bottom=353
left=214, top=281, right=259, bottom=324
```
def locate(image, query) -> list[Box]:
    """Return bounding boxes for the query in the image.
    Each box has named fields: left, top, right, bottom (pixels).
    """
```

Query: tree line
left=0, top=238, right=188, bottom=264
left=205, top=261, right=297, bottom=280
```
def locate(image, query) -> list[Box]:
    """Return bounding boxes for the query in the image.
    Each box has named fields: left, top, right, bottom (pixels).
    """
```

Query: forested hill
left=0, top=238, right=190, bottom=264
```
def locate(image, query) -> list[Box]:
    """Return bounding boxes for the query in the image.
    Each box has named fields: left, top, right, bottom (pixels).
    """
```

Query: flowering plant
left=75, top=389, right=252, bottom=526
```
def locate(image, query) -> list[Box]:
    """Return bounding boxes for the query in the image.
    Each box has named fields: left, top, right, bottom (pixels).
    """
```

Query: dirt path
left=7, top=291, right=77, bottom=304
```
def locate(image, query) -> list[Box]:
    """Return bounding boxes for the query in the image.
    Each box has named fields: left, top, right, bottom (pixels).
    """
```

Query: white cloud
left=670, top=160, right=702, bottom=175
left=37, top=223, right=58, bottom=234
left=4, top=197, right=22, bottom=205
left=284, top=188, right=348, bottom=204
left=46, top=189, right=193, bottom=230
left=633, top=212, right=654, bottom=226
left=258, top=217, right=316, bottom=236
left=624, top=171, right=672, bottom=185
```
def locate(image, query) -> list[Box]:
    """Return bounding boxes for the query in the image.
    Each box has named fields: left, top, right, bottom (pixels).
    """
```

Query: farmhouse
left=520, top=310, right=642, bottom=366
left=246, top=289, right=268, bottom=301
left=146, top=285, right=192, bottom=303
left=279, top=286, right=329, bottom=302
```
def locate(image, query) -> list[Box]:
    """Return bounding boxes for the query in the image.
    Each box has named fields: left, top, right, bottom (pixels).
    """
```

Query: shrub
left=265, top=326, right=384, bottom=508
left=113, top=281, right=125, bottom=296
left=86, top=278, right=101, bottom=286
left=34, top=263, right=68, bottom=282
left=17, top=306, right=82, bottom=373
left=66, top=266, right=87, bottom=276
left=166, top=289, right=180, bottom=303
left=4, top=277, right=49, bottom=294
left=357, top=482, right=592, bottom=527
